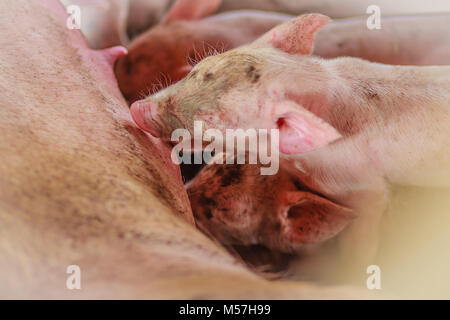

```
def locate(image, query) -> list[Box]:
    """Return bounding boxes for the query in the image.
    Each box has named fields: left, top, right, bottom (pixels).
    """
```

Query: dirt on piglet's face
left=147, top=47, right=275, bottom=139
left=186, top=152, right=355, bottom=254
left=143, top=44, right=332, bottom=143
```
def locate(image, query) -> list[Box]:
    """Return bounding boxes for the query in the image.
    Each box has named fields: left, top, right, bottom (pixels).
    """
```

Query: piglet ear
left=281, top=191, right=355, bottom=246
left=163, top=0, right=222, bottom=24
left=274, top=100, right=341, bottom=154
left=254, top=14, right=330, bottom=55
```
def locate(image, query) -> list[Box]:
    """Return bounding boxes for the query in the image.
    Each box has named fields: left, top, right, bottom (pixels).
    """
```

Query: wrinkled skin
left=0, top=0, right=383, bottom=299
left=131, top=14, right=450, bottom=274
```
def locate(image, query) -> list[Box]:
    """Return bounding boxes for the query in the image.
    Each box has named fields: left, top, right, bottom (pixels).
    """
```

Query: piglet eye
left=246, top=65, right=261, bottom=83
left=203, top=208, right=213, bottom=219
left=204, top=72, right=214, bottom=81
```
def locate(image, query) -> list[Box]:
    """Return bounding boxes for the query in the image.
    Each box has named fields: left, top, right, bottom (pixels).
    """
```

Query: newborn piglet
left=115, top=0, right=290, bottom=103
left=131, top=14, right=450, bottom=275
left=186, top=153, right=354, bottom=255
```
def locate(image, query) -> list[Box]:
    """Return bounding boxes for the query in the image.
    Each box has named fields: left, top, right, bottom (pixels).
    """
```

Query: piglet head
left=187, top=159, right=266, bottom=246
left=115, top=0, right=223, bottom=104
left=186, top=155, right=354, bottom=253
left=130, top=14, right=341, bottom=155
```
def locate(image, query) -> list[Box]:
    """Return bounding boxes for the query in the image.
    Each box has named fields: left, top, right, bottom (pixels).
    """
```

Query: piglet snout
left=130, top=99, right=161, bottom=138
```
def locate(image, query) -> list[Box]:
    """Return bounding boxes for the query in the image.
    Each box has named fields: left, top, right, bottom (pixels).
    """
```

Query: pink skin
left=219, top=0, right=450, bottom=18
left=61, top=0, right=130, bottom=49
left=120, top=4, right=450, bottom=105
left=61, top=0, right=174, bottom=48
left=186, top=154, right=355, bottom=254
left=131, top=99, right=162, bottom=138
left=273, top=100, right=342, bottom=154
left=129, top=13, right=450, bottom=138
left=115, top=0, right=292, bottom=103
left=2, top=0, right=386, bottom=299
left=314, top=14, right=450, bottom=66
left=130, top=14, right=450, bottom=275
left=127, top=0, right=172, bottom=38
left=99, top=46, right=128, bottom=65
left=115, top=0, right=226, bottom=103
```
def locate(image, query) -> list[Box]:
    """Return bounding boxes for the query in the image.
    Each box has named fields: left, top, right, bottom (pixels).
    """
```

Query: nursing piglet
left=117, top=4, right=450, bottom=104
left=130, top=14, right=450, bottom=272
left=115, top=0, right=291, bottom=103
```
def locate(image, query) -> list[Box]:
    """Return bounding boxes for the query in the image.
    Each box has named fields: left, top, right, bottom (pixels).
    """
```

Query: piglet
left=131, top=13, right=450, bottom=189
left=130, top=14, right=450, bottom=273
left=115, top=0, right=292, bottom=103
left=314, top=14, right=450, bottom=66
left=219, top=0, right=450, bottom=18
left=117, top=4, right=450, bottom=104
left=186, top=153, right=354, bottom=254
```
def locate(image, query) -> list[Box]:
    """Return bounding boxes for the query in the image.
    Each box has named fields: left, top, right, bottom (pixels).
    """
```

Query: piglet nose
left=130, top=99, right=161, bottom=138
